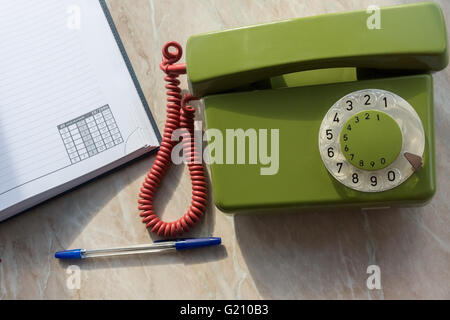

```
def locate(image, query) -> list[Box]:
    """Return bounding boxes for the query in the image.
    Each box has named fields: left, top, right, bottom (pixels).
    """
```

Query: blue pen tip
left=55, top=249, right=83, bottom=260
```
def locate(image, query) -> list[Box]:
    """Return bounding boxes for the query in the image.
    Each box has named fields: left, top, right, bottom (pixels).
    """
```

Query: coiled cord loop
left=138, top=42, right=207, bottom=237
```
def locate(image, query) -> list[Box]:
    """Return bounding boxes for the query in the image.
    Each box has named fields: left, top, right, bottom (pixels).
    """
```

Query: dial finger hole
left=320, top=127, right=337, bottom=143
left=342, top=96, right=357, bottom=113
left=348, top=170, right=363, bottom=188
left=333, top=160, right=349, bottom=179
left=321, top=143, right=339, bottom=162
left=385, top=168, right=401, bottom=186
left=368, top=173, right=383, bottom=191
left=378, top=93, right=396, bottom=110
left=327, top=108, right=343, bottom=127
left=359, top=92, right=377, bottom=109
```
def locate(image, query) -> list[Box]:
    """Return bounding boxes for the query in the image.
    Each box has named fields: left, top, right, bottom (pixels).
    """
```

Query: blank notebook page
left=0, top=0, right=159, bottom=219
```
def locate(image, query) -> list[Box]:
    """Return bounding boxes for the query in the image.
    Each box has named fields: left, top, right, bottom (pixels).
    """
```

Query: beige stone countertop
left=0, top=0, right=449, bottom=299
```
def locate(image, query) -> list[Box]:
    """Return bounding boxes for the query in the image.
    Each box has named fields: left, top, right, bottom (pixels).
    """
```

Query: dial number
left=333, top=113, right=340, bottom=123
left=370, top=176, right=378, bottom=187
left=346, top=100, right=353, bottom=111
left=388, top=170, right=396, bottom=182
left=327, top=147, right=335, bottom=158
left=326, top=129, right=333, bottom=140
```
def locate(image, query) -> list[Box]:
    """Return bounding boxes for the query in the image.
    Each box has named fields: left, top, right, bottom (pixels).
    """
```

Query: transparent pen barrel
left=83, top=242, right=176, bottom=259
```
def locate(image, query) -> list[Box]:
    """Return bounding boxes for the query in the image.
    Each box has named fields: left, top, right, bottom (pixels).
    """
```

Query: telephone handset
left=140, top=3, right=448, bottom=236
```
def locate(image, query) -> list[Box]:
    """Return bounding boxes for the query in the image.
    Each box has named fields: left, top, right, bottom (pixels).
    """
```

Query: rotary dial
left=318, top=89, right=425, bottom=193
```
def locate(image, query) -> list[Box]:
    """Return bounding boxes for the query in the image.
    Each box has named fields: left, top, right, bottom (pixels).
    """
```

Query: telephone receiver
left=140, top=2, right=448, bottom=236
left=186, top=2, right=448, bottom=97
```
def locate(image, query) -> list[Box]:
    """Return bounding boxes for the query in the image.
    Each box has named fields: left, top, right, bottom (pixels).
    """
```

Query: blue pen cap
left=174, top=237, right=222, bottom=250
left=55, top=249, right=84, bottom=260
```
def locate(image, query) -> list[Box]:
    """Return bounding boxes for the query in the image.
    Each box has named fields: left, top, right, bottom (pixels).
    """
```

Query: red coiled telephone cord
left=138, top=42, right=207, bottom=237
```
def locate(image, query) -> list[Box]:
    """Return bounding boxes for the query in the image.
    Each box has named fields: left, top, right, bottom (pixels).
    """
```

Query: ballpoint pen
left=54, top=237, right=222, bottom=260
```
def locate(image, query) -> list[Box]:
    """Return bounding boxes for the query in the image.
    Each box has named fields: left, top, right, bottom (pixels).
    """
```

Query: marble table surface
left=1, top=0, right=449, bottom=300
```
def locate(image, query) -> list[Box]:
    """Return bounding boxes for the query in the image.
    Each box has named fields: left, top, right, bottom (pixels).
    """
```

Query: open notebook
left=0, top=0, right=161, bottom=221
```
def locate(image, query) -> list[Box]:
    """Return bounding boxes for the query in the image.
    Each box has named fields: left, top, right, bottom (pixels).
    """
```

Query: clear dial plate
left=318, top=89, right=425, bottom=193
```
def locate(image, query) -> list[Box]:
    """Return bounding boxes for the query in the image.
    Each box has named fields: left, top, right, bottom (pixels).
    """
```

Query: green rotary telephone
left=181, top=2, right=448, bottom=213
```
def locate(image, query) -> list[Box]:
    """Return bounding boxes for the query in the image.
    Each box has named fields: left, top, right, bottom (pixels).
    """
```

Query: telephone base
left=204, top=74, right=435, bottom=213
